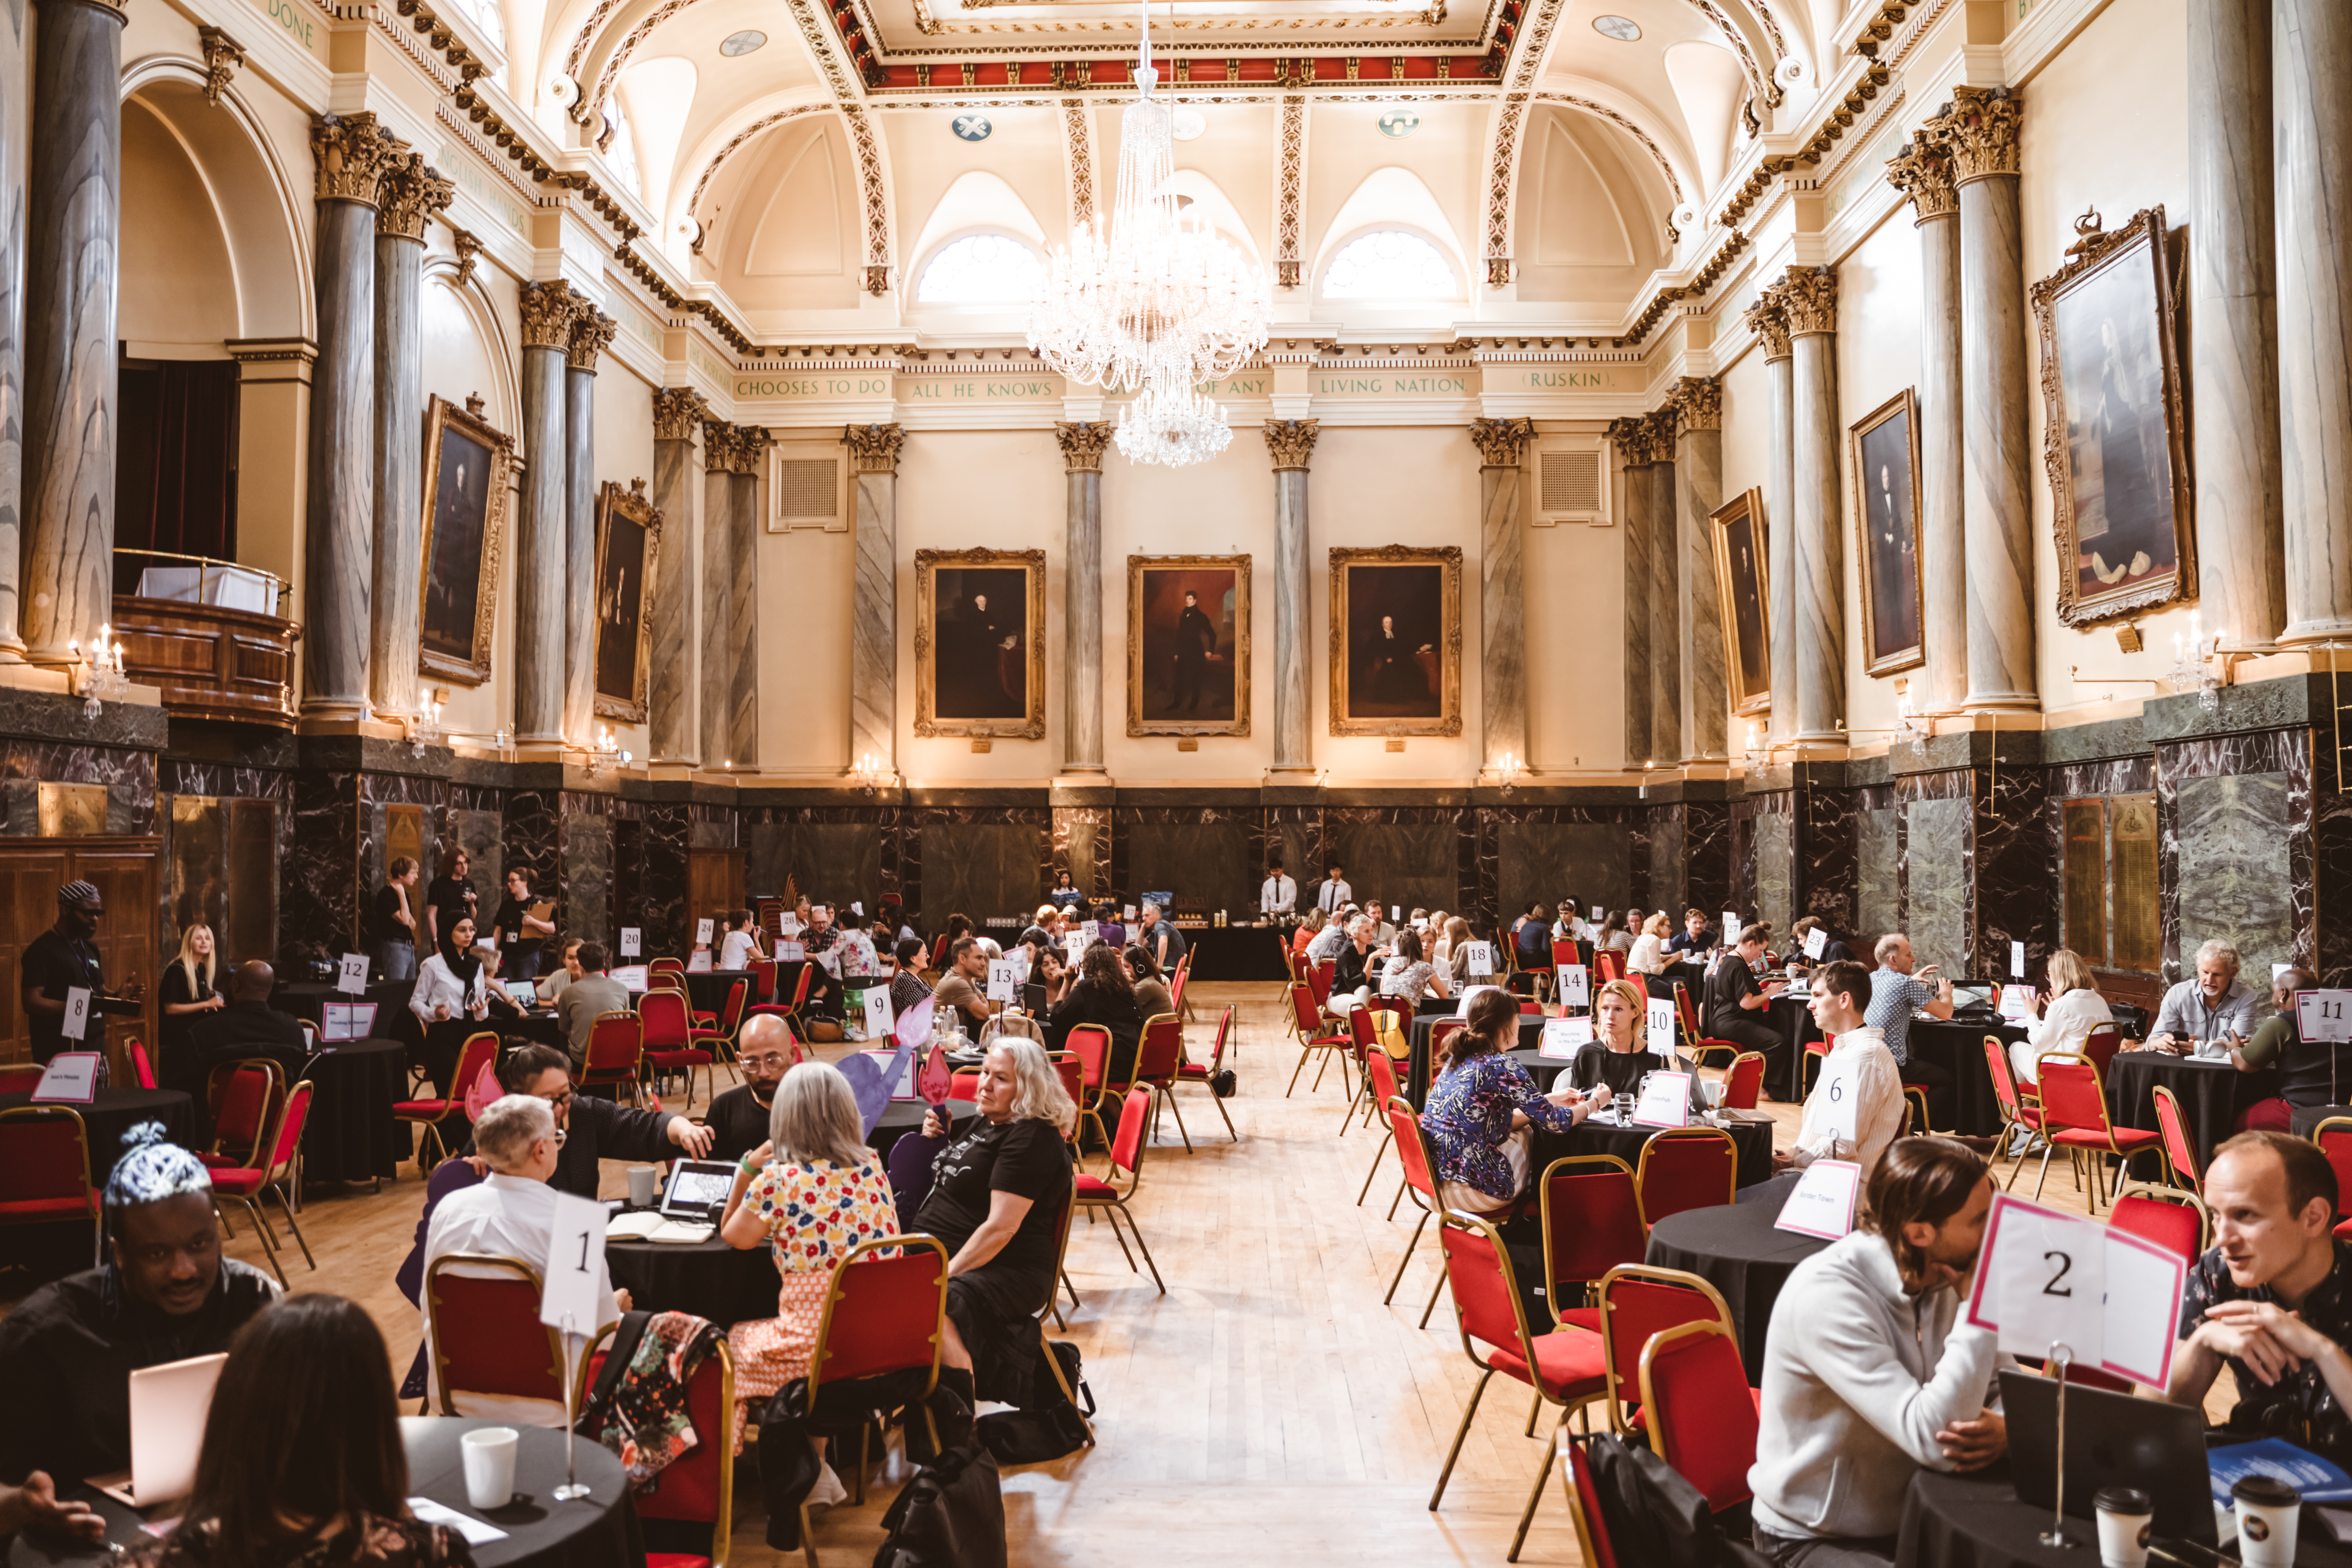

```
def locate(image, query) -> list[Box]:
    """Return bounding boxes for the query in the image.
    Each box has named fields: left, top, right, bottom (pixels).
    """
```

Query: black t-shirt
left=21, top=927, right=105, bottom=1064
left=492, top=895, right=542, bottom=965
left=703, top=1085, right=774, bottom=1164
left=156, top=962, right=217, bottom=1062
left=915, top=1117, right=1073, bottom=1288
left=423, top=876, right=477, bottom=942
left=1145, top=922, right=1187, bottom=967
left=372, top=884, right=415, bottom=947
left=1702, top=953, right=1764, bottom=1034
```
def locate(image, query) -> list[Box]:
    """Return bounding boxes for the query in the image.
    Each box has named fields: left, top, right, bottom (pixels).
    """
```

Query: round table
left=1644, top=1201, right=1831, bottom=1374
left=272, top=978, right=417, bottom=1027
left=0, top=1087, right=194, bottom=1189
left=869, top=1099, right=973, bottom=1163
left=299, top=1036, right=408, bottom=1183
left=1528, top=1099, right=1777, bottom=1191
left=1897, top=1466, right=2352, bottom=1567
left=2106, top=1051, right=2247, bottom=1174
left=1406, top=1013, right=1546, bottom=1107
left=683, top=969, right=759, bottom=1019
left=1905, top=1019, right=2019, bottom=1138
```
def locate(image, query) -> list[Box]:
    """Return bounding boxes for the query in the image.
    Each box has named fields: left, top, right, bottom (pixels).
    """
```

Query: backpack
left=972, top=1341, right=1094, bottom=1466
left=871, top=1441, right=1005, bottom=1568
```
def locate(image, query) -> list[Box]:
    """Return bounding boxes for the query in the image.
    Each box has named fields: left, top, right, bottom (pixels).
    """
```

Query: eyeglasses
left=532, top=1087, right=573, bottom=1109
left=743, top=1053, right=794, bottom=1071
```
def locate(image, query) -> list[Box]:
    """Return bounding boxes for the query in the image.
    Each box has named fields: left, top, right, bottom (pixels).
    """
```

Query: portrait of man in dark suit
left=421, top=428, right=493, bottom=661
left=1131, top=561, right=1244, bottom=731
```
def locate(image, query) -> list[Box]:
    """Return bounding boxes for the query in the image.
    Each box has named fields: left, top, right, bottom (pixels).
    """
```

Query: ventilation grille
left=774, top=458, right=840, bottom=524
left=1541, top=450, right=1602, bottom=514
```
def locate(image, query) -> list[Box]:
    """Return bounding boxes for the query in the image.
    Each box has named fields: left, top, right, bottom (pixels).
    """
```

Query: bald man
left=189, top=960, right=311, bottom=1081
left=702, top=1014, right=797, bottom=1161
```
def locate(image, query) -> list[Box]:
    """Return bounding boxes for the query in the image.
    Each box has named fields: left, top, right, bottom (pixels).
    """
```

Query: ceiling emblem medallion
left=1592, top=14, right=1641, bottom=41
left=1376, top=108, right=1419, bottom=139
left=719, top=29, right=766, bottom=54
left=953, top=113, right=993, bottom=141
left=1172, top=107, right=1206, bottom=141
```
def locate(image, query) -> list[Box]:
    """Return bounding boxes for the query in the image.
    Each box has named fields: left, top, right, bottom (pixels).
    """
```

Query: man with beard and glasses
left=704, top=1014, right=800, bottom=1163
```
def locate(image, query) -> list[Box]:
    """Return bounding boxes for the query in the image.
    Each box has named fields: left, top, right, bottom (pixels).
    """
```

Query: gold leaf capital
left=1884, top=127, right=1958, bottom=223
left=566, top=300, right=617, bottom=371
left=1745, top=294, right=1793, bottom=360
left=1053, top=421, right=1112, bottom=474
left=518, top=280, right=579, bottom=351
left=1263, top=418, right=1320, bottom=472
left=1469, top=416, right=1536, bottom=468
left=375, top=153, right=455, bottom=241
left=844, top=423, right=909, bottom=475
left=309, top=113, right=407, bottom=207
left=1777, top=265, right=1840, bottom=338
left=1931, top=85, right=2023, bottom=185
left=653, top=387, right=710, bottom=442
left=1671, top=376, right=1722, bottom=433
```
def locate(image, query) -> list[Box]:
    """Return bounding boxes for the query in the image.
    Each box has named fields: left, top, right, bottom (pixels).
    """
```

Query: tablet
left=659, top=1159, right=740, bottom=1219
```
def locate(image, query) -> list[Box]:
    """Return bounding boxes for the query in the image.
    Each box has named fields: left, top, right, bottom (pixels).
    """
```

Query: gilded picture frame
left=915, top=547, right=1047, bottom=739
left=2031, top=205, right=2196, bottom=626
left=591, top=478, right=662, bottom=723
left=1328, top=544, right=1463, bottom=737
left=1127, top=554, right=1251, bottom=737
left=1849, top=388, right=1926, bottom=678
left=1709, top=488, right=1772, bottom=717
left=417, top=395, right=515, bottom=686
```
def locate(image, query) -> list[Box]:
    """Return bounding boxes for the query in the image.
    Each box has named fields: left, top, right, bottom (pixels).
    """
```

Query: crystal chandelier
left=1028, top=0, right=1270, bottom=404
left=1116, top=377, right=1232, bottom=467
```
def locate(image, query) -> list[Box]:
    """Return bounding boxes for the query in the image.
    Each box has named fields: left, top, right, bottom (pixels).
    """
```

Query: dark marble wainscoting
left=2157, top=728, right=2306, bottom=985
left=1480, top=810, right=1637, bottom=932
left=1051, top=805, right=1109, bottom=898
left=914, top=809, right=1049, bottom=931
left=745, top=812, right=887, bottom=907
left=560, top=800, right=613, bottom=947
left=1265, top=805, right=1321, bottom=892
left=1648, top=806, right=1687, bottom=915
left=284, top=769, right=362, bottom=967
left=0, top=739, right=160, bottom=835
left=1896, top=770, right=1973, bottom=978
left=1741, top=793, right=1794, bottom=934
left=1976, top=750, right=2056, bottom=984
left=639, top=802, right=691, bottom=958
left=1797, top=783, right=1858, bottom=935
left=1855, top=786, right=1899, bottom=947
left=501, top=787, right=560, bottom=893
left=1322, top=806, right=1472, bottom=926
left=1686, top=799, right=1733, bottom=918
left=1112, top=804, right=1258, bottom=916
left=448, top=809, right=505, bottom=906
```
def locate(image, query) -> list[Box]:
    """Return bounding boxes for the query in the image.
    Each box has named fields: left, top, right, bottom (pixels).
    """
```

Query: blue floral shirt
left=1422, top=1051, right=1577, bottom=1200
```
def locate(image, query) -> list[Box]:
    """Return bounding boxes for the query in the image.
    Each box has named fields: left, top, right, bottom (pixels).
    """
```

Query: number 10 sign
left=1962, top=1192, right=2185, bottom=1389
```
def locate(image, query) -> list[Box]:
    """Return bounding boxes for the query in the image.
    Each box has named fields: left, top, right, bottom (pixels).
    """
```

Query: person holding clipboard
left=20, top=880, right=144, bottom=1068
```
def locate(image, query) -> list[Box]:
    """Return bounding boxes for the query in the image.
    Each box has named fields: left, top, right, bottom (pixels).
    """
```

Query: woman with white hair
left=2142, top=937, right=2259, bottom=1057
left=914, top=1038, right=1077, bottom=1408
left=718, top=1062, right=900, bottom=1456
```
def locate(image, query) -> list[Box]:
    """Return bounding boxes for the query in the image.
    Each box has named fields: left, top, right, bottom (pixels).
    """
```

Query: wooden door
left=687, top=848, right=743, bottom=948
left=0, top=837, right=161, bottom=1074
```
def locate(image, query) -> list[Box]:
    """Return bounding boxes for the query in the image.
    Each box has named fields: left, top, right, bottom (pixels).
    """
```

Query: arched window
left=604, top=103, right=641, bottom=199
left=1322, top=229, right=1457, bottom=299
left=915, top=234, right=1045, bottom=304
left=447, top=0, right=504, bottom=47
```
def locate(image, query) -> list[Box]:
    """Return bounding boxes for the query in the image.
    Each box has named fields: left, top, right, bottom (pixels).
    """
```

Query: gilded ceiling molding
left=1882, top=126, right=1956, bottom=223
left=1061, top=98, right=1095, bottom=229
left=1263, top=418, right=1319, bottom=471
left=1469, top=416, right=1535, bottom=467
left=652, top=387, right=709, bottom=442
left=1931, top=85, right=2022, bottom=184
left=1683, top=0, right=1777, bottom=111
left=1481, top=94, right=1529, bottom=287
left=1527, top=94, right=1684, bottom=204
left=1501, top=0, right=1562, bottom=91
left=1054, top=421, right=1112, bottom=474
left=843, top=105, right=893, bottom=295
left=683, top=103, right=832, bottom=225
left=198, top=25, right=245, bottom=104
left=1275, top=96, right=1305, bottom=289
left=844, top=422, right=908, bottom=474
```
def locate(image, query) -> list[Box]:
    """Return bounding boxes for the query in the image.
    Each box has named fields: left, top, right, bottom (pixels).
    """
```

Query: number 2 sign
left=1964, top=1191, right=2184, bottom=1388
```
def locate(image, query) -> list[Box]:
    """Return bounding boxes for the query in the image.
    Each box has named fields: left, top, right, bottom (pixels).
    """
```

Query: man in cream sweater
left=1748, top=1137, right=2007, bottom=1566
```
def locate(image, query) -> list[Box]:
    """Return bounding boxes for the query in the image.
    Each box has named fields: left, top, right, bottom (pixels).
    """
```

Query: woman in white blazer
left=410, top=914, right=495, bottom=1097
left=2010, top=947, right=2115, bottom=1087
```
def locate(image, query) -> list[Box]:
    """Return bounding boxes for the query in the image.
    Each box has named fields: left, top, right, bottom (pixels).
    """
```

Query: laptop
left=1949, top=982, right=1998, bottom=1015
left=504, top=981, right=539, bottom=1008
left=1999, top=1369, right=2217, bottom=1544
left=658, top=1159, right=740, bottom=1221
left=93, top=1351, right=230, bottom=1508
left=1023, top=981, right=1049, bottom=1015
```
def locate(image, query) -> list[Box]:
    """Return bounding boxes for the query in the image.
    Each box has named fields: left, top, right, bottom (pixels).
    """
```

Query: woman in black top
left=1044, top=944, right=1145, bottom=1083
left=914, top=1039, right=1077, bottom=1408
left=158, top=923, right=225, bottom=1085
left=1568, top=977, right=1706, bottom=1111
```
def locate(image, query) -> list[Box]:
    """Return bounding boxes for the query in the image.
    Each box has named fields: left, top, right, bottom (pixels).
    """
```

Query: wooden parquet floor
left=0, top=983, right=2209, bottom=1566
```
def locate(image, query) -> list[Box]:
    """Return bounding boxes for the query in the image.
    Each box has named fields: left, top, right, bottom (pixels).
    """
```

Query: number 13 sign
left=1963, top=1192, right=2184, bottom=1388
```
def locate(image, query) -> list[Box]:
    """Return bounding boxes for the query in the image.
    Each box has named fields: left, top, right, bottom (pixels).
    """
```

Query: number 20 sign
left=1962, top=1192, right=2184, bottom=1389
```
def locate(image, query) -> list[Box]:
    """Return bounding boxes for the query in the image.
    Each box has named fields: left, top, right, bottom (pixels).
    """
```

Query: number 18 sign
left=1962, top=1191, right=2185, bottom=1389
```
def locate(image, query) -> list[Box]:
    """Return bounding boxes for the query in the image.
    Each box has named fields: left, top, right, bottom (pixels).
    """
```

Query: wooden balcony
left=114, top=596, right=301, bottom=728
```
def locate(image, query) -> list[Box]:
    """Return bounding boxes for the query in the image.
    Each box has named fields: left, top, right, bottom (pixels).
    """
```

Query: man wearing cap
left=0, top=1123, right=280, bottom=1486
left=19, top=881, right=144, bottom=1067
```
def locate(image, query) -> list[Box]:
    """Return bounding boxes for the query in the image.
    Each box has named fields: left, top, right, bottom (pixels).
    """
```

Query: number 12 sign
left=1963, top=1191, right=2184, bottom=1389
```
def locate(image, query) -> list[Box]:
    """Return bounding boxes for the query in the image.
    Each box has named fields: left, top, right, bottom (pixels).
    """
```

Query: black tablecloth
left=1898, top=1465, right=2352, bottom=1568
left=1763, top=996, right=1824, bottom=1103
left=682, top=969, right=759, bottom=1018
left=2107, top=1051, right=2246, bottom=1172
left=1650, top=960, right=1708, bottom=1005
left=1906, top=1020, right=2015, bottom=1137
left=1406, top=1013, right=1547, bottom=1107
left=0, top=1088, right=194, bottom=1188
left=1179, top=926, right=1292, bottom=982
left=1644, top=1201, right=1830, bottom=1373
left=272, top=978, right=417, bottom=1027
left=1529, top=1102, right=1776, bottom=1191
left=300, top=1036, right=408, bottom=1183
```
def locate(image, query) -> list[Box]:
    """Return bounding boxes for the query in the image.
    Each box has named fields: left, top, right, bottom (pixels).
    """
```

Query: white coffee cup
left=626, top=1165, right=658, bottom=1207
left=1702, top=1078, right=1726, bottom=1108
left=460, top=1425, right=519, bottom=1510
left=2092, top=1485, right=2152, bottom=1568
left=2233, top=1474, right=2301, bottom=1568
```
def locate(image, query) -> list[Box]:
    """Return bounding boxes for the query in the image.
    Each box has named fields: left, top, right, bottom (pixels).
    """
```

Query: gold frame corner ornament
left=1327, top=544, right=1463, bottom=738
left=1125, top=554, right=1252, bottom=739
left=2030, top=203, right=2196, bottom=629
left=417, top=394, right=517, bottom=688
left=1847, top=387, right=1927, bottom=679
left=590, top=479, right=662, bottom=724
left=913, top=547, right=1048, bottom=740
left=1708, top=487, right=1772, bottom=718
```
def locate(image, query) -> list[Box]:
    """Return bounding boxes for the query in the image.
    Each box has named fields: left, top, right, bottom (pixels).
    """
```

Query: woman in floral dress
left=717, top=1061, right=900, bottom=1456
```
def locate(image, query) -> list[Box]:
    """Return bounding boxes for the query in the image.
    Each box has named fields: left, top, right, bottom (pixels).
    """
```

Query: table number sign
left=1722, top=913, right=1742, bottom=948
left=2297, top=990, right=2352, bottom=1044
left=1540, top=1017, right=1593, bottom=1058
left=1081, top=921, right=1100, bottom=943
left=1464, top=941, right=1495, bottom=978
left=987, top=960, right=1020, bottom=1002
left=619, top=929, right=641, bottom=958
left=695, top=918, right=715, bottom=946
left=1997, top=984, right=2037, bottom=1022
left=1555, top=964, right=1589, bottom=1009
left=686, top=950, right=713, bottom=973
left=1963, top=1192, right=2185, bottom=1388
left=61, top=986, right=91, bottom=1042
left=860, top=985, right=895, bottom=1044
left=1774, top=1158, right=1862, bottom=1240
left=321, top=1002, right=377, bottom=1043
left=1804, top=927, right=1828, bottom=960
left=1811, top=1049, right=1862, bottom=1143
left=1592, top=905, right=1605, bottom=923
left=29, top=1053, right=100, bottom=1104
left=612, top=964, right=648, bottom=992
left=541, top=1192, right=612, bottom=1333
left=781, top=915, right=801, bottom=936
left=775, top=940, right=806, bottom=962
left=337, top=953, right=370, bottom=995
left=1630, top=1071, right=1694, bottom=1128
left=1646, top=996, right=1678, bottom=1056
left=2011, top=940, right=2028, bottom=979
left=1456, top=984, right=1505, bottom=1018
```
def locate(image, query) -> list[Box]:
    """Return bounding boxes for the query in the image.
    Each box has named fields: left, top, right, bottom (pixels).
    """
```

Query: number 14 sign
left=1962, top=1192, right=2185, bottom=1389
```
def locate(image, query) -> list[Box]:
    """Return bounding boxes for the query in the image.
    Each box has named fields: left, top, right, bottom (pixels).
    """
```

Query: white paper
left=1998, top=984, right=2037, bottom=1023
left=619, top=928, right=641, bottom=958
left=2299, top=990, right=2352, bottom=1044
left=986, top=960, right=1020, bottom=1002
left=1464, top=941, right=1495, bottom=978
left=1124, top=905, right=1138, bottom=921
left=1811, top=1049, right=1862, bottom=1143
left=851, top=902, right=863, bottom=916
left=541, top=1192, right=610, bottom=1332
left=612, top=964, right=648, bottom=992
left=1775, top=1159, right=1862, bottom=1239
left=1592, top=905, right=1604, bottom=922
left=2102, top=1231, right=2188, bottom=1387
left=407, top=1497, right=509, bottom=1546
left=686, top=949, right=713, bottom=973
left=1540, top=1018, right=1593, bottom=1059
left=865, top=1045, right=918, bottom=1098
left=1722, top=912, right=1741, bottom=947
left=775, top=939, right=806, bottom=962
left=781, top=915, right=802, bottom=936
left=29, top=1052, right=100, bottom=1104
left=1007, top=949, right=1032, bottom=986
left=1990, top=1203, right=2107, bottom=1365
left=1082, top=921, right=1100, bottom=942
left=322, top=1002, right=377, bottom=1043
left=861, top=986, right=895, bottom=1040
left=337, top=953, right=370, bottom=995
left=1646, top=996, right=1678, bottom=1056
left=695, top=918, right=715, bottom=945
left=1391, top=905, right=1401, bottom=921
left=1630, top=1071, right=1693, bottom=1128
left=1064, top=934, right=1086, bottom=963
left=1804, top=927, right=1828, bottom=960
left=1456, top=984, right=1505, bottom=1018
left=1555, top=964, right=1589, bottom=1009
left=61, top=986, right=91, bottom=1042
left=2011, top=940, right=2028, bottom=979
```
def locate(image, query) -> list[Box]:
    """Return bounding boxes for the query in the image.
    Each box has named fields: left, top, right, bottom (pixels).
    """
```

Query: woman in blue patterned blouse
left=1422, top=988, right=1602, bottom=1215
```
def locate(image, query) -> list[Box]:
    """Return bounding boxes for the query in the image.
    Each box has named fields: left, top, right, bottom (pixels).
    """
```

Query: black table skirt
left=608, top=1238, right=785, bottom=1329
left=1178, top=926, right=1292, bottom=982
left=1905, top=1020, right=2015, bottom=1137
left=1644, top=1201, right=1831, bottom=1374
left=683, top=969, right=760, bottom=1018
left=273, top=978, right=418, bottom=1027
left=2107, top=1051, right=2248, bottom=1172
left=0, top=1087, right=194, bottom=1187
left=1406, top=1014, right=1546, bottom=1107
left=1530, top=1107, right=1776, bottom=1191
left=1764, top=997, right=1824, bottom=1103
left=1898, top=1465, right=2352, bottom=1568
left=300, top=1036, right=408, bottom=1183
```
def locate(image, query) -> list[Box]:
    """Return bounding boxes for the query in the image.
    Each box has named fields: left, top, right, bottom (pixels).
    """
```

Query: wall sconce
left=1494, top=751, right=1523, bottom=792
left=851, top=751, right=892, bottom=796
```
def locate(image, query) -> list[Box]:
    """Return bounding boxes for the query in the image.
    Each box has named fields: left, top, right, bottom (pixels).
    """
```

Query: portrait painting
left=1128, top=555, right=1250, bottom=737
left=1709, top=489, right=1771, bottom=717
left=417, top=396, right=515, bottom=685
left=1850, top=389, right=1925, bottom=676
left=1328, top=545, right=1462, bottom=737
left=915, top=548, right=1047, bottom=739
left=2031, top=205, right=2195, bottom=625
left=592, top=479, right=662, bottom=722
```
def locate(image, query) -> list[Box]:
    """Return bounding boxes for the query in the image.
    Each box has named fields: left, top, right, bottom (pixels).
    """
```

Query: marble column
left=698, top=421, right=735, bottom=768
left=1646, top=409, right=1683, bottom=764
left=648, top=387, right=708, bottom=767
left=727, top=428, right=764, bottom=766
left=1782, top=266, right=1845, bottom=742
left=1936, top=87, right=2037, bottom=710
left=2277, top=0, right=2352, bottom=644
left=2190, top=0, right=2285, bottom=648
left=1745, top=295, right=1797, bottom=744
left=1673, top=377, right=1726, bottom=760
left=18, top=0, right=126, bottom=666
left=1471, top=416, right=1535, bottom=772
left=1264, top=419, right=1319, bottom=774
left=514, top=279, right=577, bottom=745
left=1887, top=130, right=1967, bottom=711
left=0, top=0, right=28, bottom=659
left=366, top=155, right=452, bottom=724
left=563, top=301, right=615, bottom=746
left=1055, top=422, right=1111, bottom=773
left=845, top=422, right=907, bottom=775
left=1610, top=416, right=1656, bottom=765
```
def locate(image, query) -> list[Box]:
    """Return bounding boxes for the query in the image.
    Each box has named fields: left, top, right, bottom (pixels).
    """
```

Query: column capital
left=375, top=152, right=454, bottom=241
left=1607, top=415, right=1665, bottom=467
left=1263, top=417, right=1320, bottom=472
left=1670, top=376, right=1721, bottom=433
left=847, top=422, right=910, bottom=475
left=1053, top=421, right=1112, bottom=474
left=566, top=300, right=617, bottom=372
left=1778, top=265, right=1840, bottom=338
left=1930, top=85, right=2023, bottom=185
left=518, top=279, right=579, bottom=350
left=1884, top=127, right=1958, bottom=223
left=1744, top=293, right=1792, bottom=360
left=702, top=420, right=737, bottom=473
left=198, top=25, right=245, bottom=103
left=729, top=425, right=771, bottom=476
left=653, top=387, right=710, bottom=442
left=309, top=113, right=408, bottom=207
left=1468, top=416, right=1536, bottom=468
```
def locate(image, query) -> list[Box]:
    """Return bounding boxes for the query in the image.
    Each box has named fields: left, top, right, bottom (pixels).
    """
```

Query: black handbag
left=872, top=1441, right=1006, bottom=1568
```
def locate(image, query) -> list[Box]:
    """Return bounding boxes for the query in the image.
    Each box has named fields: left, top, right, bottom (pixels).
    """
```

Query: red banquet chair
left=648, top=989, right=723, bottom=1110
left=1672, top=983, right=1742, bottom=1069
left=2029, top=1187, right=2205, bottom=1397
left=1719, top=1051, right=1766, bottom=1111
left=207, top=1079, right=318, bottom=1288
left=1172, top=1004, right=1238, bottom=1143
left=1559, top=1436, right=1623, bottom=1568
left=203, top=1058, right=286, bottom=1171
left=2032, top=1054, right=2160, bottom=1213
left=580, top=1334, right=735, bottom=1568
left=1286, top=982, right=1354, bottom=1098
left=0, top=1105, right=100, bottom=1267
left=1634, top=1127, right=1737, bottom=1225
left=127, top=1038, right=156, bottom=1091
left=396, top=1032, right=498, bottom=1172
left=1355, top=1048, right=1406, bottom=1207
left=2152, top=1083, right=2203, bottom=1192
left=691, top=978, right=748, bottom=1055
left=583, top=1010, right=649, bottom=1106
left=803, top=1236, right=950, bottom=1524
left=2316, top=1119, right=2352, bottom=1240
left=1985, top=1034, right=2047, bottom=1180
left=1594, top=1263, right=1737, bottom=1435
left=0, top=1064, right=44, bottom=1095
left=424, top=1253, right=574, bottom=1416
left=1134, top=1013, right=1192, bottom=1152
left=1539, top=1154, right=1647, bottom=1333
left=1639, top=1318, right=1759, bottom=1514
left=1074, top=1087, right=1165, bottom=1293
left=1381, top=1096, right=1452, bottom=1328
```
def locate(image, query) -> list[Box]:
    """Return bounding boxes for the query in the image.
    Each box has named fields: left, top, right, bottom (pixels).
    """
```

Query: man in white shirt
left=1259, top=862, right=1297, bottom=920
left=1749, top=1137, right=2005, bottom=1566
left=1313, top=864, right=1352, bottom=916
left=421, top=1094, right=628, bottom=1424
left=1745, top=959, right=1907, bottom=1205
